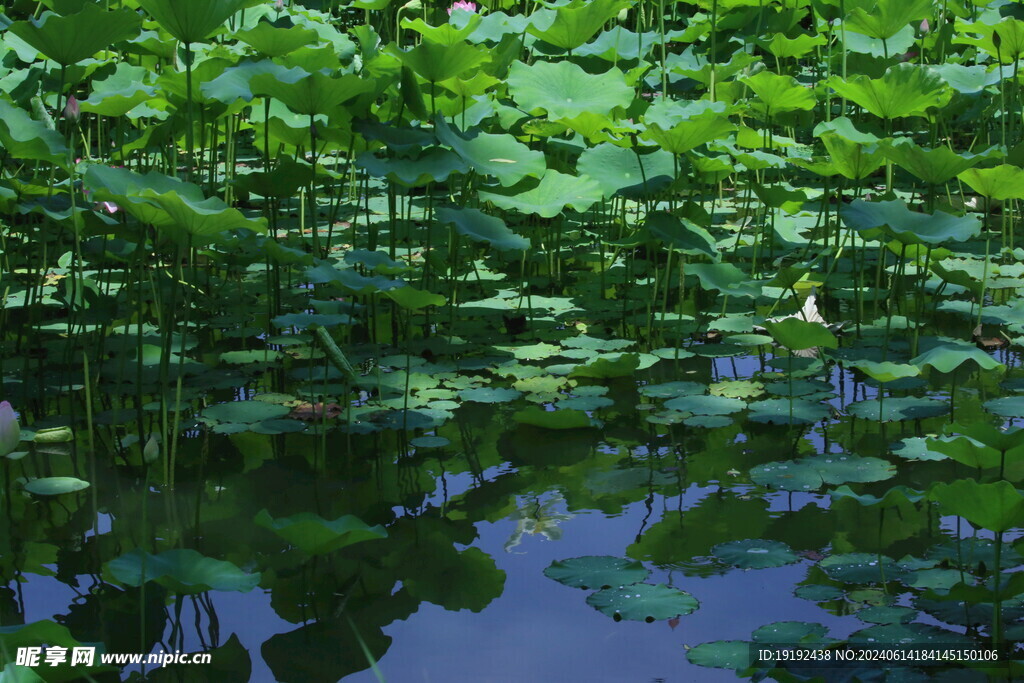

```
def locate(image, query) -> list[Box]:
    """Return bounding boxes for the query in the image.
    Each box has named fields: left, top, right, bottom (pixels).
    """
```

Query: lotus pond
left=5, top=0, right=1024, bottom=680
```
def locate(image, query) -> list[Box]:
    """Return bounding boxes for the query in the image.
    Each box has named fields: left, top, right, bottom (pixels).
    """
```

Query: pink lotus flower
left=64, top=95, right=80, bottom=123
left=0, top=401, right=20, bottom=458
left=96, top=201, right=119, bottom=214
left=448, top=1, right=476, bottom=15
left=274, top=0, right=284, bottom=8
left=920, top=19, right=930, bottom=34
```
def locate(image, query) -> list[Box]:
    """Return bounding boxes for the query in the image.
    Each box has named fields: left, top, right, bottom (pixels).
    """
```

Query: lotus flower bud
left=447, top=0, right=476, bottom=15
left=143, top=434, right=160, bottom=464
left=275, top=0, right=284, bottom=8
left=920, top=18, right=929, bottom=34
left=63, top=95, right=80, bottom=124
left=0, top=402, right=21, bottom=458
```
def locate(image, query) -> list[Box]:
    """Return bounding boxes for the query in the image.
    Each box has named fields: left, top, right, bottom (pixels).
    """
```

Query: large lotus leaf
left=741, top=71, right=817, bottom=116
left=663, top=394, right=745, bottom=415
left=687, top=263, right=761, bottom=297
left=686, top=641, right=751, bottom=670
left=383, top=286, right=445, bottom=309
left=253, top=509, right=387, bottom=555
left=78, top=63, right=156, bottom=117
left=357, top=148, right=467, bottom=186
left=882, top=138, right=999, bottom=185
left=202, top=401, right=290, bottom=424
left=106, top=548, right=260, bottom=593
left=957, top=165, right=1024, bottom=201
left=586, top=583, right=699, bottom=622
left=926, top=436, right=1001, bottom=470
left=137, top=0, right=249, bottom=44
left=840, top=199, right=981, bottom=245
left=569, top=354, right=640, bottom=379
left=403, top=546, right=505, bottom=613
left=202, top=59, right=293, bottom=103
left=478, top=171, right=602, bottom=217
left=930, top=63, right=1000, bottom=95
left=828, top=64, right=951, bottom=119
left=237, top=22, right=320, bottom=56
left=458, top=387, right=522, bottom=403
left=135, top=189, right=268, bottom=245
left=251, top=69, right=370, bottom=116
left=911, top=340, right=1004, bottom=373
left=7, top=4, right=141, bottom=65
left=576, top=144, right=676, bottom=198
left=0, top=100, right=69, bottom=168
left=819, top=132, right=886, bottom=180
left=763, top=318, right=838, bottom=351
left=527, top=0, right=632, bottom=50
left=234, top=156, right=315, bottom=199
left=751, top=455, right=894, bottom=491
left=401, top=15, right=483, bottom=46
left=830, top=484, right=925, bottom=507
left=507, top=60, right=632, bottom=120
left=844, top=360, right=920, bottom=383
left=391, top=40, right=487, bottom=83
left=844, top=0, right=931, bottom=40
left=436, top=207, right=530, bottom=251
left=641, top=114, right=737, bottom=155
left=713, top=539, right=798, bottom=569
left=954, top=16, right=1024, bottom=62
left=84, top=164, right=204, bottom=225
left=929, top=479, right=1024, bottom=532
left=436, top=119, right=546, bottom=187
left=819, top=553, right=906, bottom=584
left=544, top=556, right=649, bottom=590
left=643, top=211, right=718, bottom=259
left=23, top=477, right=89, bottom=496
left=575, top=26, right=659, bottom=61
left=847, top=397, right=949, bottom=422
left=984, top=396, right=1024, bottom=418
left=747, top=398, right=831, bottom=425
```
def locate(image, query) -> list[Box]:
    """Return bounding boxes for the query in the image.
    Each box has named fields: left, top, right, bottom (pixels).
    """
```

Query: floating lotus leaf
left=709, top=380, right=765, bottom=399
left=410, top=436, right=450, bottom=449
left=712, top=539, right=798, bottom=569
left=586, top=583, right=699, bottom=622
left=202, top=401, right=290, bottom=424
left=847, top=397, right=948, bottom=422
left=751, top=455, right=894, bottom=491
left=819, top=553, right=906, bottom=584
left=512, top=406, right=592, bottom=429
left=747, top=398, right=831, bottom=425
left=569, top=354, right=639, bottom=379
left=23, top=477, right=89, bottom=496
left=458, top=387, right=522, bottom=403
left=663, top=394, right=745, bottom=415
left=856, top=605, right=918, bottom=625
left=685, top=641, right=751, bottom=670
left=544, top=556, right=648, bottom=590
left=640, top=382, right=705, bottom=398
left=106, top=548, right=260, bottom=593
left=254, top=509, right=387, bottom=555
left=795, top=585, right=844, bottom=602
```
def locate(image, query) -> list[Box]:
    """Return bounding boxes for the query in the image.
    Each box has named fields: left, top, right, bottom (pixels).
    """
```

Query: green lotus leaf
left=794, top=585, right=844, bottom=602
left=818, top=131, right=886, bottom=180
left=237, top=22, right=320, bottom=56
left=23, top=477, right=89, bottom=496
left=911, top=340, right=1004, bottom=373
left=134, top=189, right=269, bottom=245
left=844, top=360, right=920, bottom=383
left=383, top=286, right=446, bottom=309
left=747, top=398, right=831, bottom=425
left=436, top=206, right=530, bottom=251
left=844, top=0, right=931, bottom=41
left=828, top=64, right=951, bottom=120
left=686, top=641, right=752, bottom=670
left=984, top=396, right=1024, bottom=419
left=202, top=401, right=290, bottom=424
left=882, top=138, right=1000, bottom=185
left=251, top=70, right=371, bottom=116
left=819, top=553, right=906, bottom=584
left=644, top=211, right=719, bottom=260
left=357, top=148, right=467, bottom=186
left=234, top=156, right=316, bottom=199
left=137, top=0, right=249, bottom=45
left=479, top=171, right=602, bottom=217
left=391, top=40, right=487, bottom=83
left=751, top=455, right=894, bottom=491
left=79, top=63, right=156, bottom=117
left=752, top=621, right=831, bottom=644
left=856, top=606, right=918, bottom=625
left=763, top=318, right=838, bottom=351
left=400, top=14, right=483, bottom=46
left=641, top=101, right=737, bottom=154
left=507, top=60, right=632, bottom=120
left=847, top=396, right=948, bottom=422
left=586, top=583, right=699, bottom=622
left=924, top=436, right=1000, bottom=470
left=713, top=539, right=798, bottom=569
left=7, top=4, right=141, bottom=66
left=458, top=387, right=522, bottom=403
left=929, top=479, right=1024, bottom=533
left=527, top=0, right=632, bottom=50
left=106, top=548, right=260, bottom=593
left=957, top=165, right=1024, bottom=201
left=663, top=394, right=745, bottom=415
left=954, top=16, right=1024, bottom=63
left=253, top=509, right=387, bottom=555
left=741, top=71, right=817, bottom=116
left=830, top=484, right=925, bottom=507
left=544, top=556, right=649, bottom=590
left=512, top=406, right=592, bottom=429
left=435, top=119, right=546, bottom=187
left=577, top=145, right=676, bottom=199
left=848, top=623, right=972, bottom=648
left=202, top=59, right=293, bottom=103
left=930, top=63, right=1001, bottom=95
left=709, top=380, right=765, bottom=399
left=410, top=436, right=450, bottom=449
left=0, top=100, right=69, bottom=168
left=688, top=263, right=761, bottom=298
left=841, top=199, right=981, bottom=245
left=640, top=382, right=705, bottom=398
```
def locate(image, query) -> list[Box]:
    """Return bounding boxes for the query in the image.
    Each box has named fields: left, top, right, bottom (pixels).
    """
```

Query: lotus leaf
left=544, top=556, right=648, bottom=590
left=586, top=583, right=699, bottom=622
left=106, top=548, right=260, bottom=593
left=253, top=509, right=387, bottom=555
